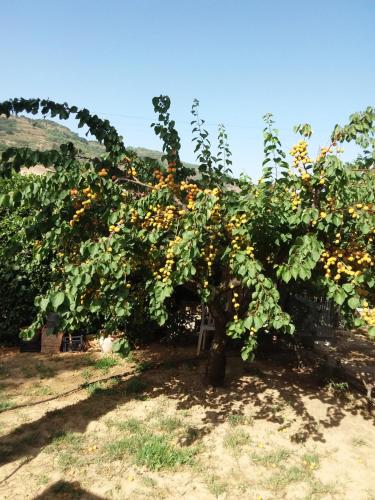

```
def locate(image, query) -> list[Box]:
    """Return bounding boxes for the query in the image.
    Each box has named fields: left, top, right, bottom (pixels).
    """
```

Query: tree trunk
left=206, top=320, right=227, bottom=387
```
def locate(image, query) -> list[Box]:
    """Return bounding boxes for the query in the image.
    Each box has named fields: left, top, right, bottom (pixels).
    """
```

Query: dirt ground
left=0, top=345, right=374, bottom=500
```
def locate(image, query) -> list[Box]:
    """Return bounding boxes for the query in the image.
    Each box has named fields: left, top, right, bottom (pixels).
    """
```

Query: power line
left=93, top=110, right=334, bottom=134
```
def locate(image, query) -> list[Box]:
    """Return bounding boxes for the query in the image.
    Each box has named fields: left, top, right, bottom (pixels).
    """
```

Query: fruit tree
left=0, top=96, right=374, bottom=385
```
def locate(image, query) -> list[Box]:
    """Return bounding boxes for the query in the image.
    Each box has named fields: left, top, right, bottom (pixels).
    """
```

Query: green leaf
left=368, top=326, right=375, bottom=338
left=348, top=296, right=360, bottom=310
left=0, top=193, right=10, bottom=207
left=282, top=269, right=291, bottom=283
left=40, top=297, right=50, bottom=312
left=334, top=289, right=346, bottom=305
left=254, top=315, right=264, bottom=330
left=51, top=291, right=65, bottom=311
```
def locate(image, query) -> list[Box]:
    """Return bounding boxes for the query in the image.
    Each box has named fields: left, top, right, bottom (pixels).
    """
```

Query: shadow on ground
left=0, top=353, right=374, bottom=470
left=0, top=352, right=100, bottom=391
left=34, top=480, right=105, bottom=499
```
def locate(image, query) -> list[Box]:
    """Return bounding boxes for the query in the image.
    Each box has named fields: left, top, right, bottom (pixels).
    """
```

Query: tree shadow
left=34, top=480, right=105, bottom=499
left=0, top=354, right=373, bottom=470
left=0, top=351, right=101, bottom=391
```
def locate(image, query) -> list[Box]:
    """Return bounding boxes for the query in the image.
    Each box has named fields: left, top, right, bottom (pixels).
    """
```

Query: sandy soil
left=0, top=345, right=374, bottom=499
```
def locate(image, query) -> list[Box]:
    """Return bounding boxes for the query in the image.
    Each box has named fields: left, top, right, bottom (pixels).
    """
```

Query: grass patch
left=301, top=452, right=320, bottom=470
left=227, top=412, right=254, bottom=427
left=116, top=417, right=145, bottom=433
left=265, top=465, right=309, bottom=490
left=35, top=362, right=55, bottom=379
left=327, top=380, right=349, bottom=394
left=57, top=452, right=77, bottom=470
left=81, top=368, right=93, bottom=383
left=161, top=360, right=178, bottom=369
left=251, top=448, right=291, bottom=466
left=158, top=416, right=183, bottom=433
left=224, top=429, right=251, bottom=451
left=135, top=361, right=153, bottom=373
left=46, top=431, right=86, bottom=470
left=35, top=474, right=50, bottom=486
left=125, top=378, right=147, bottom=395
left=20, top=366, right=35, bottom=378
left=270, top=402, right=286, bottom=414
left=85, top=381, right=106, bottom=395
left=31, top=384, right=55, bottom=396
left=352, top=437, right=367, bottom=447
left=306, top=477, right=339, bottom=499
left=141, top=476, right=157, bottom=488
left=0, top=364, right=10, bottom=377
left=206, top=475, right=228, bottom=497
left=49, top=431, right=85, bottom=450
left=106, top=432, right=195, bottom=470
left=0, top=399, right=14, bottom=411
left=94, top=356, right=118, bottom=372
left=85, top=377, right=119, bottom=396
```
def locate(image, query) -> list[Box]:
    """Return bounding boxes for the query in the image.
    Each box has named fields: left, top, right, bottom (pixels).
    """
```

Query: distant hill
left=0, top=115, right=196, bottom=170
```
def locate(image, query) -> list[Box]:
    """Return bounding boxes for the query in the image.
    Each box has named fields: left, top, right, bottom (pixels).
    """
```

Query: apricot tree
left=0, top=96, right=374, bottom=385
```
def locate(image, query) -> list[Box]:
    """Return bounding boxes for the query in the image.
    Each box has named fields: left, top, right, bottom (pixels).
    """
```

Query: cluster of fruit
left=166, top=161, right=177, bottom=188
left=290, top=140, right=313, bottom=167
left=360, top=304, right=375, bottom=327
left=231, top=291, right=240, bottom=313
left=98, top=167, right=108, bottom=177
left=317, top=146, right=333, bottom=161
left=318, top=175, right=326, bottom=185
left=291, top=191, right=302, bottom=210
left=130, top=208, right=138, bottom=224
left=321, top=246, right=373, bottom=280
left=301, top=172, right=311, bottom=182
left=348, top=203, right=372, bottom=219
left=203, top=243, right=216, bottom=276
left=154, top=237, right=182, bottom=283
left=225, top=214, right=255, bottom=267
left=69, top=186, right=97, bottom=227
left=108, top=220, right=123, bottom=234
left=228, top=283, right=249, bottom=323
left=226, top=213, right=248, bottom=232
left=140, top=204, right=177, bottom=230
left=152, top=169, right=169, bottom=191
left=203, top=187, right=221, bottom=197
left=180, top=181, right=200, bottom=210
left=127, top=166, right=137, bottom=177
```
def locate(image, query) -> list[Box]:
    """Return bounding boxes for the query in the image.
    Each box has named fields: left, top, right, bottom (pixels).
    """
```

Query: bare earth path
left=0, top=345, right=374, bottom=499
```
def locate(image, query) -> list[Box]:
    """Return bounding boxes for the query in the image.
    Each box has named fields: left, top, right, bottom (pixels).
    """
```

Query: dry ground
left=0, top=345, right=374, bottom=499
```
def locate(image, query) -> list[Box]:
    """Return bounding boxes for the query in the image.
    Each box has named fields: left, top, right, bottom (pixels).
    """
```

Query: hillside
left=0, top=115, right=196, bottom=169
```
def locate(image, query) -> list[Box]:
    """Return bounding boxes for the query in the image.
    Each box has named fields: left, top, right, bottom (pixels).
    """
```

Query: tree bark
left=206, top=313, right=227, bottom=387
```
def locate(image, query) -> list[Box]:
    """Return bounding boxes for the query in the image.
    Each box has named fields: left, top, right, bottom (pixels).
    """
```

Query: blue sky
left=1, top=0, right=374, bottom=179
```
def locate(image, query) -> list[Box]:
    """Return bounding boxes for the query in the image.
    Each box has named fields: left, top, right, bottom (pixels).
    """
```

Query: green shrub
left=0, top=173, right=51, bottom=345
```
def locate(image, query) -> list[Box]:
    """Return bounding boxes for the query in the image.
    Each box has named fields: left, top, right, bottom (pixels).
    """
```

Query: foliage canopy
left=0, top=96, right=374, bottom=381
